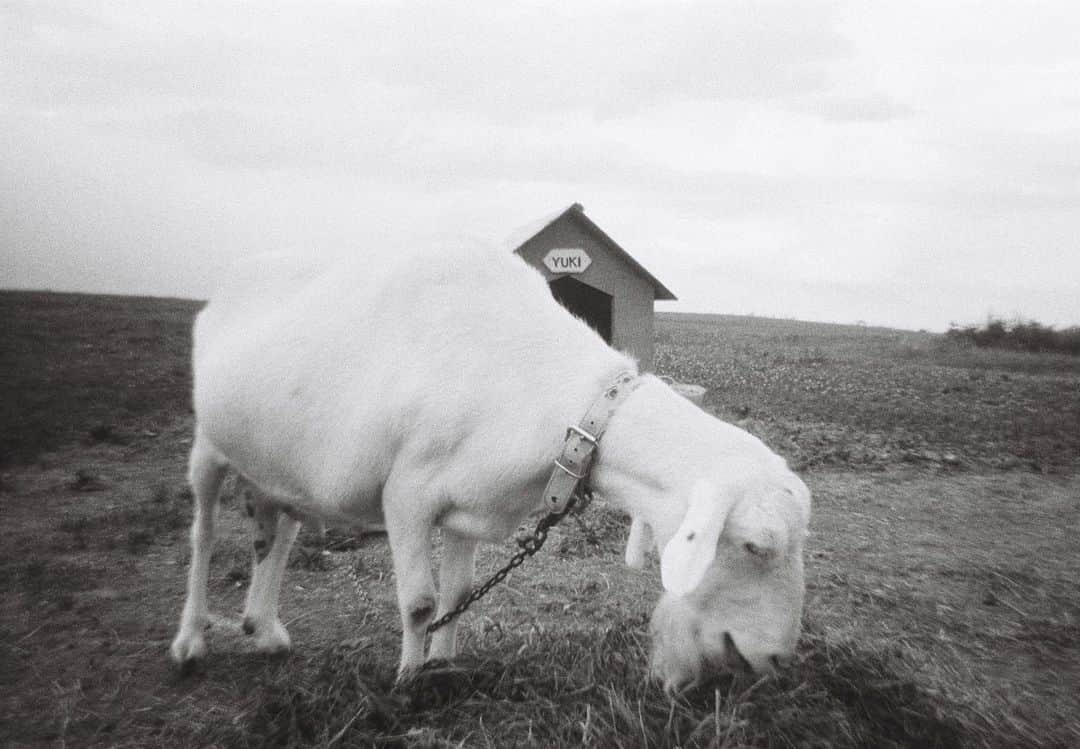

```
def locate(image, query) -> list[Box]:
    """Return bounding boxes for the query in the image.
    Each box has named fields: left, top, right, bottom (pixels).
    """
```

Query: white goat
left=170, top=246, right=811, bottom=689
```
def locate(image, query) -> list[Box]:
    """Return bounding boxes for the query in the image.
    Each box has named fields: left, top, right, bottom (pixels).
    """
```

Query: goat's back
left=191, top=246, right=631, bottom=513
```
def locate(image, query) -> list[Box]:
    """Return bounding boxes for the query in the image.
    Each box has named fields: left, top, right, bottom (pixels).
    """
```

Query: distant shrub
left=946, top=317, right=1080, bottom=356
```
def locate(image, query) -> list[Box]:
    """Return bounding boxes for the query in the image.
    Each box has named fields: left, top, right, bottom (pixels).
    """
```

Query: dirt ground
left=2, top=413, right=1078, bottom=746
left=2, top=293, right=1079, bottom=746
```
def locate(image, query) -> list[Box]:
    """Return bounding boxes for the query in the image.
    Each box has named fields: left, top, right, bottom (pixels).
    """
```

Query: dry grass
left=0, top=290, right=201, bottom=467
left=654, top=312, right=1080, bottom=471
left=207, top=623, right=980, bottom=748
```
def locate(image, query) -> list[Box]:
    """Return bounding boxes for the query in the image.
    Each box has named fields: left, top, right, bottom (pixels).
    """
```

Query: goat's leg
left=624, top=517, right=654, bottom=570
left=241, top=494, right=301, bottom=654
left=383, top=488, right=437, bottom=680
left=239, top=488, right=278, bottom=626
left=171, top=434, right=228, bottom=665
left=429, top=529, right=478, bottom=660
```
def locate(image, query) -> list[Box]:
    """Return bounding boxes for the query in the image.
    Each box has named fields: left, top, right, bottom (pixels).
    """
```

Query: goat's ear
left=660, top=480, right=725, bottom=595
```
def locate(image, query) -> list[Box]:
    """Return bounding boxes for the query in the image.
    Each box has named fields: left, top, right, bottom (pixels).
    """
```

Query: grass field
left=1, top=291, right=1078, bottom=747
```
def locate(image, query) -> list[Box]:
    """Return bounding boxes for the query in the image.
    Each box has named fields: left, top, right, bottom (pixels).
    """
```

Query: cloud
left=2, top=1, right=855, bottom=122
left=363, top=1, right=852, bottom=117
left=795, top=92, right=913, bottom=122
left=2, top=1, right=1079, bottom=330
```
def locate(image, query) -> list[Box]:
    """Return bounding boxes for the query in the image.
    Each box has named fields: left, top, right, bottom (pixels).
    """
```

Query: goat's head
left=648, top=461, right=810, bottom=691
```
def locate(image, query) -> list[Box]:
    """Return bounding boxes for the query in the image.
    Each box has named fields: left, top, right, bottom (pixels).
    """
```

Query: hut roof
left=505, top=203, right=676, bottom=301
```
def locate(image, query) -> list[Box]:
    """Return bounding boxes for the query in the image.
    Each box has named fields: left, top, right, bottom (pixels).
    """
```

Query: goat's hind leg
left=171, top=434, right=228, bottom=666
left=240, top=487, right=301, bottom=655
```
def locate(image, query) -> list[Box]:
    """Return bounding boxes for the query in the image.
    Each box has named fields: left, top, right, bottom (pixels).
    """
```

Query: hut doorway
left=549, top=276, right=613, bottom=344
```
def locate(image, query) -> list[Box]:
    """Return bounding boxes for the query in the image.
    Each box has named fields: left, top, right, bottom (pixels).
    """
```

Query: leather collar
left=542, top=371, right=640, bottom=513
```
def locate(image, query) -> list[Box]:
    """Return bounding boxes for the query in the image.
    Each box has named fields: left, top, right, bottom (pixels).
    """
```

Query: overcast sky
left=3, top=1, right=1078, bottom=331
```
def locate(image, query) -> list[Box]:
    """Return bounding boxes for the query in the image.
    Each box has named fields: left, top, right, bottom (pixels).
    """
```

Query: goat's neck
left=590, top=377, right=719, bottom=546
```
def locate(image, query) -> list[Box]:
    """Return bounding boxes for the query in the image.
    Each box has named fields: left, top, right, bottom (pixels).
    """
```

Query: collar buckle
left=542, top=371, right=640, bottom=513
left=566, top=424, right=599, bottom=445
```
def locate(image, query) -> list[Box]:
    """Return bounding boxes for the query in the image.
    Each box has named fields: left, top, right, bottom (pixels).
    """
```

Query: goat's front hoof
left=170, top=629, right=207, bottom=668
left=253, top=618, right=291, bottom=655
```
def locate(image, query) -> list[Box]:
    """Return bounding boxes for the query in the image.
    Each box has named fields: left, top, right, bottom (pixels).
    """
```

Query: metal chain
left=425, top=494, right=579, bottom=634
